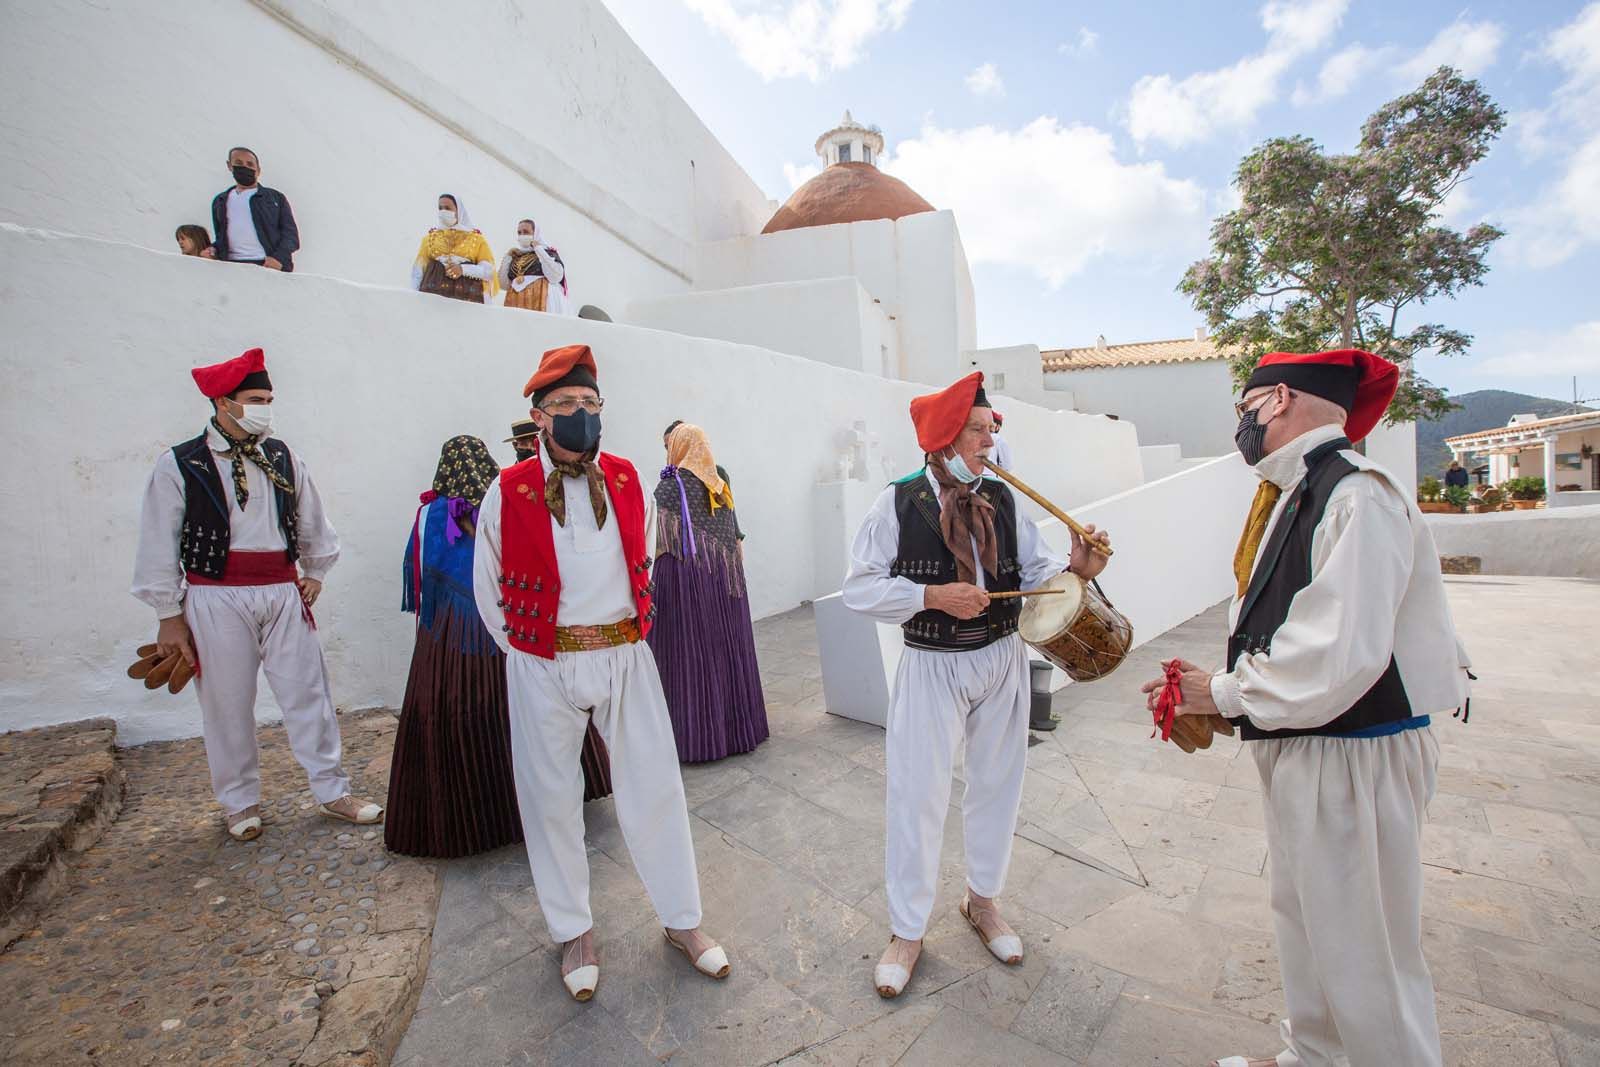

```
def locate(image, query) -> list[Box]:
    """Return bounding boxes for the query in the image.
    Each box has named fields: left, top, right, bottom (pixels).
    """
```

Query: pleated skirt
left=646, top=550, right=770, bottom=763
left=385, top=607, right=613, bottom=858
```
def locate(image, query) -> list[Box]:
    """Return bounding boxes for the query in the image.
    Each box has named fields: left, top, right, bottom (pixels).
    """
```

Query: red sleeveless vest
left=495, top=452, right=653, bottom=658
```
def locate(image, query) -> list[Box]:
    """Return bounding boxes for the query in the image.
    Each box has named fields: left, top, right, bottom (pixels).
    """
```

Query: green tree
left=1180, top=67, right=1506, bottom=425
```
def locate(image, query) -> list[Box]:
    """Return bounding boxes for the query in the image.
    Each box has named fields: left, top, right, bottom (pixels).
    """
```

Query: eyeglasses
left=539, top=397, right=605, bottom=416
left=1233, top=387, right=1290, bottom=420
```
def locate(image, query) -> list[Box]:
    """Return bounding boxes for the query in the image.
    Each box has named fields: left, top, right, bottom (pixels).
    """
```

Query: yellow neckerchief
left=1232, top=424, right=1347, bottom=598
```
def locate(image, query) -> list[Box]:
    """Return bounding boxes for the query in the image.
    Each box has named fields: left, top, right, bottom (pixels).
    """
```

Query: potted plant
left=1504, top=476, right=1546, bottom=509
left=1416, top=476, right=1453, bottom=513
left=1476, top=487, right=1505, bottom=513
left=1443, top=485, right=1472, bottom=512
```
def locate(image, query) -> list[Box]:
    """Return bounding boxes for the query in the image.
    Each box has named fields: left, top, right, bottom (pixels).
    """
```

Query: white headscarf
left=436, top=194, right=475, bottom=231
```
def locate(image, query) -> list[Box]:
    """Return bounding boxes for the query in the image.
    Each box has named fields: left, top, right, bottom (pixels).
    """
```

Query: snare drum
left=1017, top=572, right=1133, bottom=682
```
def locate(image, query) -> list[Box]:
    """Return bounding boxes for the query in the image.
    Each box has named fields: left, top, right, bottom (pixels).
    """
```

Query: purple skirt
left=646, top=550, right=769, bottom=763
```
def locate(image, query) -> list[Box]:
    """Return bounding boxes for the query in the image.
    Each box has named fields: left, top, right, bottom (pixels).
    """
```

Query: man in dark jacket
left=207, top=147, right=300, bottom=271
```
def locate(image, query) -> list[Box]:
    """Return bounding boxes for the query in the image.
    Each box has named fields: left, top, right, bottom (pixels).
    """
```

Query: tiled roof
left=1041, top=336, right=1230, bottom=371
left=1444, top=408, right=1600, bottom=445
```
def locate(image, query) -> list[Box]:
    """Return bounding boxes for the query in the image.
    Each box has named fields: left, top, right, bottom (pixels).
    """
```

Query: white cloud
left=1292, top=19, right=1503, bottom=106
left=782, top=160, right=821, bottom=190
left=965, top=62, right=1005, bottom=97
left=885, top=118, right=1207, bottom=287
left=682, top=0, right=913, bottom=81
left=1126, top=0, right=1347, bottom=148
left=1502, top=5, right=1600, bottom=268
left=1059, top=27, right=1098, bottom=56
left=1473, top=320, right=1600, bottom=378
left=1396, top=18, right=1504, bottom=81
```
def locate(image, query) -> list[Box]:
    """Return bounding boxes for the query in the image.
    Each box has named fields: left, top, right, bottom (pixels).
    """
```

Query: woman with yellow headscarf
left=410, top=193, right=498, bottom=304
left=646, top=422, right=768, bottom=762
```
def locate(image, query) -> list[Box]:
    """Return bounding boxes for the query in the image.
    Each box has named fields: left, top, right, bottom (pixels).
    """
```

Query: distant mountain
left=1417, top=390, right=1593, bottom=480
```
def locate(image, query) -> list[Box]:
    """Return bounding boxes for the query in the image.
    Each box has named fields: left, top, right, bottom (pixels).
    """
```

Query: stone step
left=0, top=717, right=125, bottom=940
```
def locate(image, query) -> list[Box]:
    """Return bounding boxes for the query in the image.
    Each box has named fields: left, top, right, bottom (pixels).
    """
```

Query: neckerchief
left=927, top=459, right=998, bottom=585
left=210, top=417, right=294, bottom=509
left=1232, top=481, right=1283, bottom=598
left=544, top=436, right=608, bottom=529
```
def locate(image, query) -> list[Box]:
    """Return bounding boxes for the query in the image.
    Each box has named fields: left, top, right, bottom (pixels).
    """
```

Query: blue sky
left=601, top=0, right=1600, bottom=406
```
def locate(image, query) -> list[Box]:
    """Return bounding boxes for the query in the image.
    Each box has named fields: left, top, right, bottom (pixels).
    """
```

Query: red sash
left=186, top=550, right=297, bottom=586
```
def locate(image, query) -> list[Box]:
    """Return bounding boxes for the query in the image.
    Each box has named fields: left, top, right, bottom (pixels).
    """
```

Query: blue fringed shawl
left=402, top=496, right=497, bottom=656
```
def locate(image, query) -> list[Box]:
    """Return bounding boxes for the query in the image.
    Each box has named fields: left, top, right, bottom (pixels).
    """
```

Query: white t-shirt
left=225, top=187, right=267, bottom=261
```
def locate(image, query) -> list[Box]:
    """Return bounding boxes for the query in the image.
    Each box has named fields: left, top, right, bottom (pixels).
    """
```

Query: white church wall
left=626, top=277, right=896, bottom=377
left=1048, top=360, right=1240, bottom=459
left=694, top=211, right=976, bottom=387
left=1364, top=421, right=1418, bottom=490
left=0, top=225, right=1142, bottom=743
left=973, top=345, right=1075, bottom=412
left=0, top=0, right=773, bottom=318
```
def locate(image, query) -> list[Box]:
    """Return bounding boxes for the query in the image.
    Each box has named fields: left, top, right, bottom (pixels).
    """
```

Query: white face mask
left=438, top=210, right=458, bottom=227
left=941, top=450, right=981, bottom=484
left=233, top=403, right=274, bottom=437
left=516, top=234, right=536, bottom=250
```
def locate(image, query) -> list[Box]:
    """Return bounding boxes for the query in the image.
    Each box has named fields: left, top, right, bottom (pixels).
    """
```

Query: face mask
left=941, top=450, right=981, bottom=484
left=516, top=234, right=536, bottom=250
left=549, top=410, right=601, bottom=454
left=1234, top=405, right=1270, bottom=466
left=232, top=165, right=257, bottom=187
left=233, top=402, right=274, bottom=437
left=438, top=210, right=457, bottom=227
left=513, top=447, right=537, bottom=464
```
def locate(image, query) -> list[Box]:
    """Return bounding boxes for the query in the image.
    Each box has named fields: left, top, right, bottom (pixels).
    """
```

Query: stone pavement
left=0, top=709, right=439, bottom=1066
left=398, top=574, right=1600, bottom=1067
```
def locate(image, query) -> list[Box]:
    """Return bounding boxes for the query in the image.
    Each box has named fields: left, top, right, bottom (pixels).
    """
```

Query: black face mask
left=232, top=165, right=258, bottom=187
left=549, top=410, right=602, bottom=454
left=1234, top=407, right=1270, bottom=466
left=513, top=447, right=537, bottom=464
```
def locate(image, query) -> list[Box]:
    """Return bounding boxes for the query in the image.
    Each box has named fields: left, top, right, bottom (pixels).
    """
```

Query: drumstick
left=981, top=460, right=1113, bottom=558
left=986, top=589, right=1069, bottom=600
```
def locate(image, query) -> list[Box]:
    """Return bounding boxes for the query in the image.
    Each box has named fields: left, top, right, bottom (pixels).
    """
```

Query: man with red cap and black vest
left=131, top=348, right=383, bottom=843
left=843, top=371, right=1112, bottom=998
left=472, top=344, right=727, bottom=1003
left=1141, top=350, right=1471, bottom=1067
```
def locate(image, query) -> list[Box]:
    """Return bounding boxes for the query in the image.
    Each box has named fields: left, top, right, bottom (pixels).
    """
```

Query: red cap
left=910, top=371, right=988, bottom=453
left=191, top=348, right=269, bottom=399
left=1244, top=349, right=1399, bottom=443
left=523, top=344, right=598, bottom=400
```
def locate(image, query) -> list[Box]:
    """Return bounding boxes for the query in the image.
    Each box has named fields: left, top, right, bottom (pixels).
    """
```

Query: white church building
left=0, top=0, right=1352, bottom=742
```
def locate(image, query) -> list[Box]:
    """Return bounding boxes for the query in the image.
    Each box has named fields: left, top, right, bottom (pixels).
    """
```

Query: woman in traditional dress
left=386, top=435, right=612, bottom=858
left=498, top=219, right=570, bottom=314
left=410, top=194, right=497, bottom=304
left=646, top=424, right=768, bottom=763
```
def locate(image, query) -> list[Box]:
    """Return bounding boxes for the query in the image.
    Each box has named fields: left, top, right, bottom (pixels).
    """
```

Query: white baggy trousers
left=184, top=583, right=350, bottom=814
left=1255, top=726, right=1442, bottom=1067
left=885, top=633, right=1031, bottom=940
left=506, top=640, right=703, bottom=944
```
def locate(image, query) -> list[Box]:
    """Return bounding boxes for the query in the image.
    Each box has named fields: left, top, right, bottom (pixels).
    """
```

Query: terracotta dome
left=762, top=162, right=935, bottom=235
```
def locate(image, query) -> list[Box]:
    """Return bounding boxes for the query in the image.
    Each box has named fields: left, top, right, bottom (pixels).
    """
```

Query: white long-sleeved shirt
left=1210, top=424, right=1472, bottom=731
left=842, top=468, right=1067, bottom=624
left=473, top=449, right=636, bottom=653
left=131, top=425, right=340, bottom=619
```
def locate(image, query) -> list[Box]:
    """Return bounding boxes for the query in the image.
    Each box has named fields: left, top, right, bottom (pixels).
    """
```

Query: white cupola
left=814, top=110, right=885, bottom=168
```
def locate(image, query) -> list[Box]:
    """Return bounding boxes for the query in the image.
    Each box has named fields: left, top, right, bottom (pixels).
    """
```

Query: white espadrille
left=961, top=893, right=1023, bottom=965
left=227, top=814, right=262, bottom=842
left=317, top=797, right=384, bottom=825
left=663, top=930, right=731, bottom=978
left=874, top=936, right=920, bottom=998
left=562, top=964, right=599, bottom=1002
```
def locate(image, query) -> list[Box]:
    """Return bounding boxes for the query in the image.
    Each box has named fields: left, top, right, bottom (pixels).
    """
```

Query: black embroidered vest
left=171, top=432, right=299, bottom=579
left=892, top=473, right=1022, bottom=652
left=1228, top=437, right=1412, bottom=740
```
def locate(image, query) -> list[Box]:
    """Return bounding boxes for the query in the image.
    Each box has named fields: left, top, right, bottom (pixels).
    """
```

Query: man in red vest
left=472, top=344, right=727, bottom=1003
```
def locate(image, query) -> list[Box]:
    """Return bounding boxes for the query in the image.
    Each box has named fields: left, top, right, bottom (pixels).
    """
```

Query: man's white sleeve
left=130, top=452, right=188, bottom=619
left=473, top=480, right=512, bottom=653
left=841, top=485, right=926, bottom=623
left=1017, top=507, right=1068, bottom=591
left=1211, top=476, right=1414, bottom=730
left=293, top=452, right=340, bottom=580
